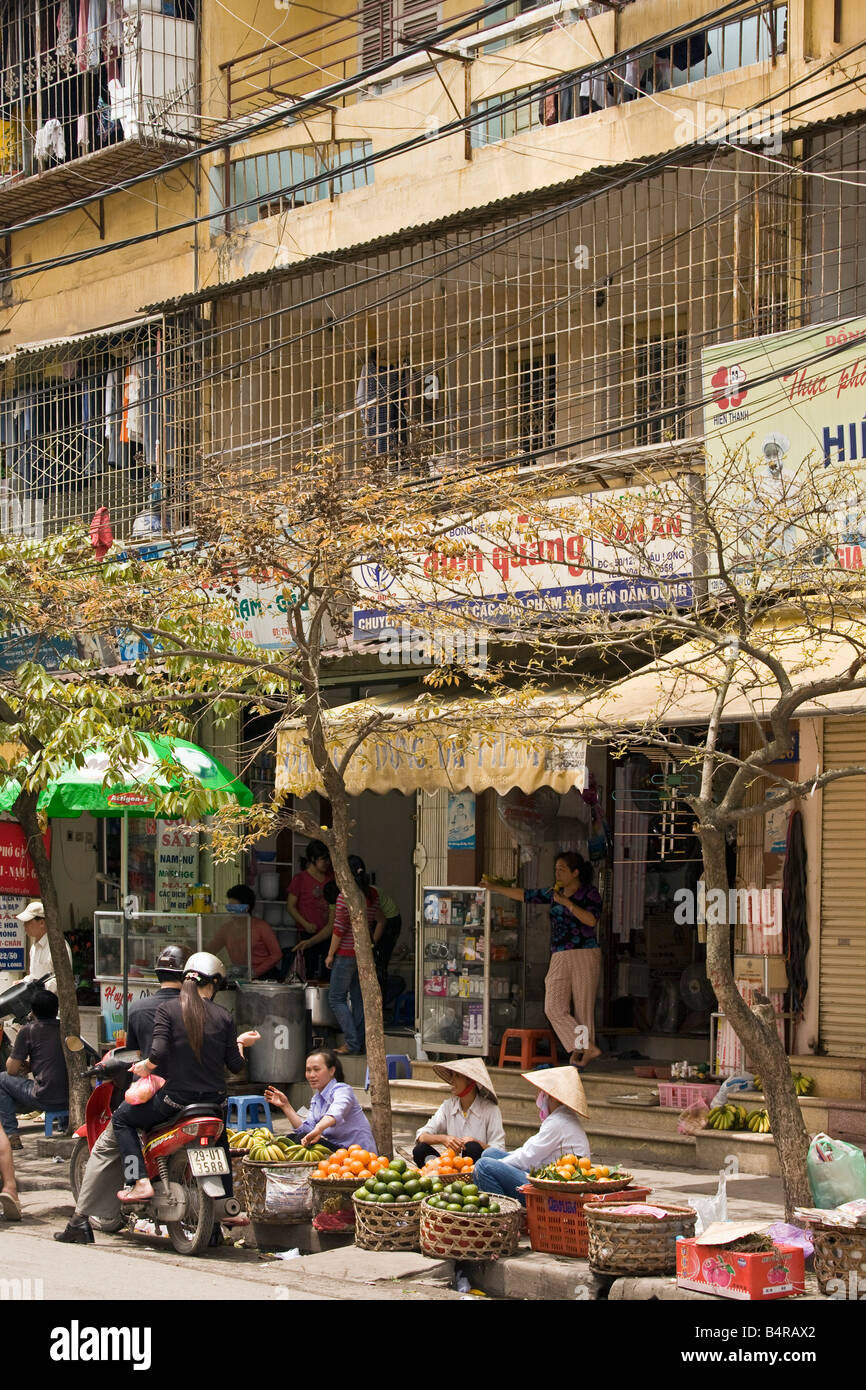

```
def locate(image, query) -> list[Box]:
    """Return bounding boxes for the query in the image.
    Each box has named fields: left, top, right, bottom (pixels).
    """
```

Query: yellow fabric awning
left=572, top=620, right=866, bottom=732
left=276, top=685, right=587, bottom=797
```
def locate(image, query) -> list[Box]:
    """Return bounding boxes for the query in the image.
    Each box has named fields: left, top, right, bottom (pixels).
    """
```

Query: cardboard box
left=734, top=954, right=789, bottom=990
left=677, top=1236, right=805, bottom=1300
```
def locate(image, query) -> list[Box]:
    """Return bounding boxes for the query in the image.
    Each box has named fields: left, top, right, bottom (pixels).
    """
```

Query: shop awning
left=276, top=685, right=588, bottom=797
left=571, top=620, right=866, bottom=732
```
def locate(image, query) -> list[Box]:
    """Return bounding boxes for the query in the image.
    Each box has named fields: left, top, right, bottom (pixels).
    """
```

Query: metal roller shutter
left=820, top=719, right=866, bottom=1057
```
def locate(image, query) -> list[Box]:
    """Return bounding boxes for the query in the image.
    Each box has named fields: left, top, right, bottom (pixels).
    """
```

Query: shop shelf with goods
left=420, top=886, right=524, bottom=1057
left=94, top=908, right=253, bottom=1043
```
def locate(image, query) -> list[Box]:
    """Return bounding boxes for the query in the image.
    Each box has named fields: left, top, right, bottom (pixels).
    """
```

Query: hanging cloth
left=76, top=0, right=89, bottom=72
left=125, top=358, right=143, bottom=441
left=35, top=119, right=66, bottom=163
left=89, top=506, right=113, bottom=559
left=782, top=808, right=809, bottom=1014
left=105, top=0, right=123, bottom=60
left=104, top=368, right=119, bottom=465
left=56, top=0, right=75, bottom=61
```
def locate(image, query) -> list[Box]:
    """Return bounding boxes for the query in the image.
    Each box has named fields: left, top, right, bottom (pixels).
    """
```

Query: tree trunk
left=700, top=824, right=810, bottom=1218
left=14, top=791, right=89, bottom=1129
left=328, top=794, right=393, bottom=1157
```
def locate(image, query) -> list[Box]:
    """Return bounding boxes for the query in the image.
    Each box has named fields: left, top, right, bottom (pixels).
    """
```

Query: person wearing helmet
left=112, top=953, right=260, bottom=1204
left=54, top=944, right=191, bottom=1245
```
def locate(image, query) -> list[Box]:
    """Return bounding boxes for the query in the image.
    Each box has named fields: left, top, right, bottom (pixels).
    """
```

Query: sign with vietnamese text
left=155, top=820, right=200, bottom=912
left=0, top=821, right=50, bottom=897
left=352, top=487, right=693, bottom=639
left=0, top=894, right=26, bottom=972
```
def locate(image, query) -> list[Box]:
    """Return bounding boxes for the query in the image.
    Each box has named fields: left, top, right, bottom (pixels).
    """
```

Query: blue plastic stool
left=365, top=1054, right=412, bottom=1090
left=226, top=1096, right=273, bottom=1130
left=44, top=1109, right=69, bottom=1136
left=392, top=991, right=415, bottom=1028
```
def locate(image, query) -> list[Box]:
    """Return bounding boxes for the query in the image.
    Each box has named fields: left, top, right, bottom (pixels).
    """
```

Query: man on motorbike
left=54, top=945, right=187, bottom=1245
left=113, top=953, right=258, bottom=1205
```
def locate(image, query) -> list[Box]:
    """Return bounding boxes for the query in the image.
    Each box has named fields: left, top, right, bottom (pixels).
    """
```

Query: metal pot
left=305, top=983, right=338, bottom=1028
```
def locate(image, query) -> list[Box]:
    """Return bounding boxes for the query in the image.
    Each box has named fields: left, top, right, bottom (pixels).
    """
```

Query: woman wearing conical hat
left=472, top=1066, right=590, bottom=1206
left=412, top=1058, right=506, bottom=1170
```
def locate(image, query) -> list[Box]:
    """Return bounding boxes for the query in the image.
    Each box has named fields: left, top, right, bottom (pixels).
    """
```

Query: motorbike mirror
left=65, top=1035, right=85, bottom=1052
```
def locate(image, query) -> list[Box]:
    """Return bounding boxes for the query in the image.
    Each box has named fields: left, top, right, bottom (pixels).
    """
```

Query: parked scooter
left=68, top=1037, right=240, bottom=1255
left=0, top=974, right=51, bottom=1065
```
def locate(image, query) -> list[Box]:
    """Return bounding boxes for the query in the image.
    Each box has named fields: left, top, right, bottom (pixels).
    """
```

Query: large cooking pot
left=305, top=983, right=338, bottom=1028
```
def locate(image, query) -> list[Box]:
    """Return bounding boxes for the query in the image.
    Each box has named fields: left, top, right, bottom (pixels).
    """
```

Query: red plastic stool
left=497, top=1028, right=560, bottom=1069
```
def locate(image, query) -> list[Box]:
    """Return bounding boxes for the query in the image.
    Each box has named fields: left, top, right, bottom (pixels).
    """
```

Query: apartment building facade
left=2, top=0, right=866, bottom=1065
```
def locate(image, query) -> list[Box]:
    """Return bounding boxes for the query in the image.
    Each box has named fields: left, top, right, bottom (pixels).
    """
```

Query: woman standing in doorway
left=288, top=840, right=335, bottom=981
left=484, top=851, right=602, bottom=1067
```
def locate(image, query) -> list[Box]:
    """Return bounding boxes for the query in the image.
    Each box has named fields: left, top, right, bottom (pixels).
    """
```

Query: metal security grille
left=0, top=312, right=202, bottom=539
left=820, top=719, right=866, bottom=1058
left=184, top=125, right=866, bottom=494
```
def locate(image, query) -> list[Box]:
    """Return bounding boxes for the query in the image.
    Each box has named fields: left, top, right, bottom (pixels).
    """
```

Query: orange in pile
left=315, top=1145, right=392, bottom=1181
left=420, top=1153, right=475, bottom=1179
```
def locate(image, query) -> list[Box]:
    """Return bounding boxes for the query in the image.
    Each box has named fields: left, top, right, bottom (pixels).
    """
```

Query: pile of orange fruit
left=420, top=1153, right=475, bottom=1179
left=314, top=1146, right=393, bottom=1182
left=534, top=1154, right=619, bottom=1183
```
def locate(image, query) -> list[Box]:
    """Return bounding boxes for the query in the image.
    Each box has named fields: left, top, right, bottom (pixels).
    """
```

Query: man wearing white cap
left=473, top=1066, right=590, bottom=1206
left=413, top=1058, right=506, bottom=1169
left=16, top=902, right=72, bottom=996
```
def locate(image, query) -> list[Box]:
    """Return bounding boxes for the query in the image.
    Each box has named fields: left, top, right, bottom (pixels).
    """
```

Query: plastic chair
left=364, top=1054, right=412, bottom=1090
left=497, top=1028, right=559, bottom=1069
left=226, top=1095, right=273, bottom=1130
left=44, top=1109, right=69, bottom=1136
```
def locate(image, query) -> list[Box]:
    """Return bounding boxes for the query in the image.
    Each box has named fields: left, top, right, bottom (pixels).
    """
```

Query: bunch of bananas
left=752, top=1072, right=814, bottom=1096
left=747, top=1109, right=771, bottom=1133
left=226, top=1128, right=331, bottom=1163
left=706, top=1103, right=748, bottom=1130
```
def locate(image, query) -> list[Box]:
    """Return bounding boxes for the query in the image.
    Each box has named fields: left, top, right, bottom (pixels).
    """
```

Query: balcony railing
left=0, top=0, right=197, bottom=227
left=0, top=313, right=202, bottom=541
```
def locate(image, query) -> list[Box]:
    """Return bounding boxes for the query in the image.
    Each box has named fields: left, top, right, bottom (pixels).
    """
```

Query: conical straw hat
left=522, top=1065, right=588, bottom=1118
left=432, top=1057, right=498, bottom=1101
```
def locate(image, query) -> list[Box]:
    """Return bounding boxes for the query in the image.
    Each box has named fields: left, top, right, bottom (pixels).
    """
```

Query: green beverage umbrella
left=0, top=735, right=253, bottom=1026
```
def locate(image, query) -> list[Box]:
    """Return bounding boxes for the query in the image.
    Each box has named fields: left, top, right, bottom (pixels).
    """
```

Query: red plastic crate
left=521, top=1186, right=651, bottom=1258
left=657, top=1081, right=719, bottom=1109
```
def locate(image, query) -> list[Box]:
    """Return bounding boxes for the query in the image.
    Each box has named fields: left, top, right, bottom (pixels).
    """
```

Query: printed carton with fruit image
left=676, top=1223, right=805, bottom=1300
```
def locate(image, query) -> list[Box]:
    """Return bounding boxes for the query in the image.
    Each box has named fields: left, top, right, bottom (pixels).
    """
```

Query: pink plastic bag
left=124, top=1073, right=166, bottom=1105
left=677, top=1099, right=710, bottom=1135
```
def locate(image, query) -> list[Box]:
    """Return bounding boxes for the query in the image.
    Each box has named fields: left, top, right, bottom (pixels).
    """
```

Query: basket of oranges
left=525, top=1154, right=633, bottom=1195
left=419, top=1153, right=475, bottom=1181
left=310, top=1146, right=393, bottom=1225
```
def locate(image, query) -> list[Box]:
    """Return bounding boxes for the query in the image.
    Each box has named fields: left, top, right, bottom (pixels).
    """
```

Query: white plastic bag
left=709, top=1072, right=753, bottom=1108
left=808, top=1133, right=866, bottom=1209
left=687, top=1173, right=728, bottom=1236
left=264, top=1170, right=312, bottom=1218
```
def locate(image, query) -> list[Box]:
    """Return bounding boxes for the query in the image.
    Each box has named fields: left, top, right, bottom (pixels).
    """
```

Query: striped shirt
left=332, top=888, right=381, bottom=957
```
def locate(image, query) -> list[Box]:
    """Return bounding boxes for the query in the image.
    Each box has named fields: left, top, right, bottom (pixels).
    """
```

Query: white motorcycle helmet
left=183, top=952, right=227, bottom=990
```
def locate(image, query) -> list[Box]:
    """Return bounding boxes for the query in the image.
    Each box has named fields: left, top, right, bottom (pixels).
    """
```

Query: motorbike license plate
left=187, top=1146, right=229, bottom=1177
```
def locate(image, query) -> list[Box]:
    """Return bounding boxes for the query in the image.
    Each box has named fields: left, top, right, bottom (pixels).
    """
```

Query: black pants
left=412, top=1139, right=485, bottom=1168
left=112, top=1091, right=232, bottom=1194
left=374, top=915, right=402, bottom=991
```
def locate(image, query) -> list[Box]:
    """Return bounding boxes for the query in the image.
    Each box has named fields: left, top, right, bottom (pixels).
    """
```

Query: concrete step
left=788, top=1055, right=866, bottom=1101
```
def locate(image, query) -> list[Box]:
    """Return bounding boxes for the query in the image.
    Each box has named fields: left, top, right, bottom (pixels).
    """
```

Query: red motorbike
left=69, top=1044, right=240, bottom=1255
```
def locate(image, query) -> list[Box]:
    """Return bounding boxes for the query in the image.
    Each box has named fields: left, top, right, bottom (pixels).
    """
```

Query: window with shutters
left=360, top=0, right=442, bottom=69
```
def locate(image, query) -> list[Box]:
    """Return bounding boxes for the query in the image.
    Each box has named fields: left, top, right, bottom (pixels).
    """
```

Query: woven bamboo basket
left=240, top=1158, right=316, bottom=1223
left=419, top=1196, right=523, bottom=1261
left=812, top=1225, right=866, bottom=1295
left=310, top=1175, right=365, bottom=1224
left=352, top=1193, right=422, bottom=1252
left=525, top=1174, right=634, bottom=1196
left=585, top=1202, right=697, bottom=1276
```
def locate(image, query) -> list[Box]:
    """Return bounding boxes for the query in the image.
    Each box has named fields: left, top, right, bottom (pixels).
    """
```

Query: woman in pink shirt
left=208, top=885, right=282, bottom=979
left=288, top=840, right=334, bottom=981
left=325, top=856, right=384, bottom=1055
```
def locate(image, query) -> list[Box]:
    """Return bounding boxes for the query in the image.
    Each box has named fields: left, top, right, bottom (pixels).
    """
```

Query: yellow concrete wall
left=199, top=0, right=866, bottom=288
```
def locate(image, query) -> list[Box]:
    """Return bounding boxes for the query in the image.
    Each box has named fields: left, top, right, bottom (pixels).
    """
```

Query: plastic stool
left=226, top=1095, right=273, bottom=1130
left=44, top=1109, right=69, bottom=1136
left=497, top=1029, right=560, bottom=1069
left=364, top=1054, right=412, bottom=1090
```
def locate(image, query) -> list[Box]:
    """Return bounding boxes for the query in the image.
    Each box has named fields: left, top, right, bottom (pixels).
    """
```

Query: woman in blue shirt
left=485, top=851, right=602, bottom=1067
left=265, top=1049, right=377, bottom=1153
